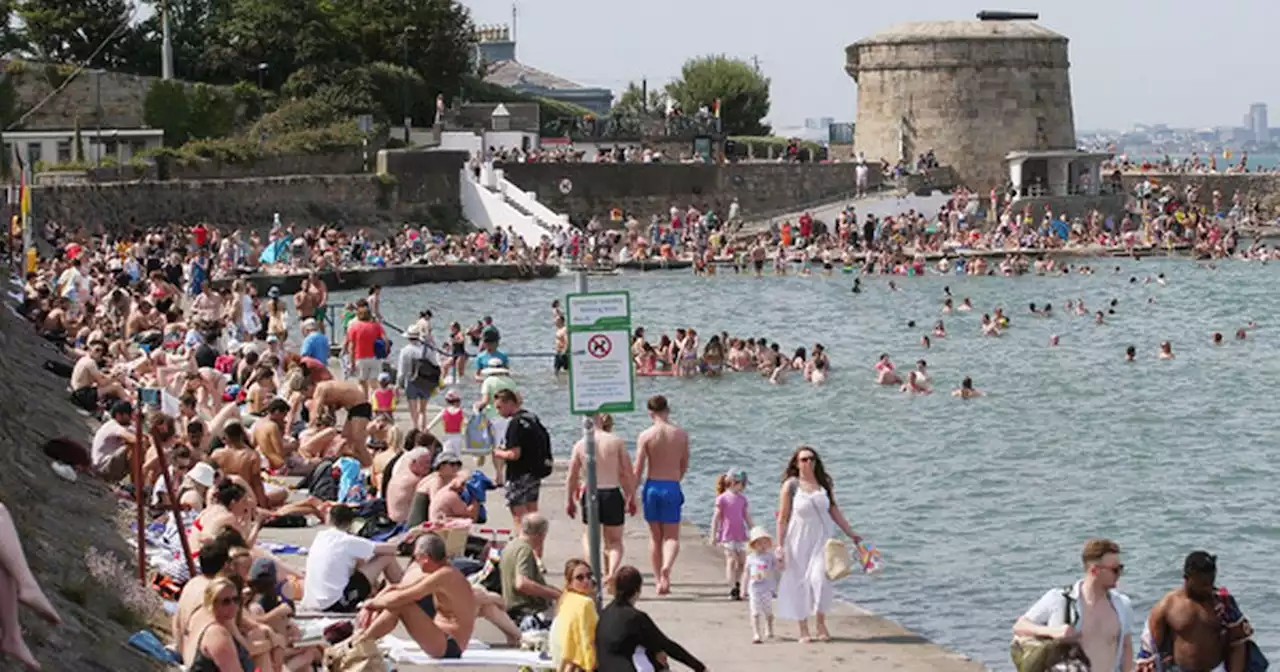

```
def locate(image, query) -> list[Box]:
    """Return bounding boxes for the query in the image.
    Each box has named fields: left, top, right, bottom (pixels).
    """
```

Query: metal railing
left=541, top=114, right=722, bottom=141
left=322, top=302, right=556, bottom=359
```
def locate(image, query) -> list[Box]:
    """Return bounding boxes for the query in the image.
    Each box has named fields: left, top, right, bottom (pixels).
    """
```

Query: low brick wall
left=83, top=150, right=368, bottom=182
left=1118, top=173, right=1280, bottom=208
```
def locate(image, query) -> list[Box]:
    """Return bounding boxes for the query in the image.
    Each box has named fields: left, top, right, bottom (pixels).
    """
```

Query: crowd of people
left=1104, top=152, right=1280, bottom=175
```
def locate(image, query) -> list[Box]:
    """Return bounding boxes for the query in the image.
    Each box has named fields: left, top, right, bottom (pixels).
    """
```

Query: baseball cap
left=378, top=372, right=392, bottom=383
left=249, top=557, right=277, bottom=584
left=301, top=318, right=317, bottom=331
left=432, top=452, right=463, bottom=469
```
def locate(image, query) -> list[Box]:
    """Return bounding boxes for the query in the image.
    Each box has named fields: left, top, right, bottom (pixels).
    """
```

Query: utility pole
left=161, top=0, right=174, bottom=80
left=641, top=78, right=648, bottom=113
left=752, top=55, right=760, bottom=73
left=402, top=26, right=417, bottom=143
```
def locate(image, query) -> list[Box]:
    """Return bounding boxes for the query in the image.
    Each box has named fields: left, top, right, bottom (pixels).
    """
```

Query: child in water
left=743, top=526, right=777, bottom=643
left=709, top=469, right=753, bottom=601
left=370, top=372, right=396, bottom=420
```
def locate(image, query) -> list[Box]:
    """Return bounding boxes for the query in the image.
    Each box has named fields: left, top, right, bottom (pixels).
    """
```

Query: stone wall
left=79, top=149, right=368, bottom=182
left=216, top=263, right=559, bottom=295
left=1118, top=173, right=1280, bottom=209
left=496, top=162, right=879, bottom=222
left=31, top=175, right=394, bottom=234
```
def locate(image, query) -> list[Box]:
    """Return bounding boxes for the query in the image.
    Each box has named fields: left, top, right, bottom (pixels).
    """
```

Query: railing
left=540, top=114, right=722, bottom=141
left=460, top=167, right=553, bottom=245
left=497, top=173, right=568, bottom=232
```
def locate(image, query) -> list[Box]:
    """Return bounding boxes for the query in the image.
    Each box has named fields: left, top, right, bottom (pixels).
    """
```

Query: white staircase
left=459, top=164, right=558, bottom=245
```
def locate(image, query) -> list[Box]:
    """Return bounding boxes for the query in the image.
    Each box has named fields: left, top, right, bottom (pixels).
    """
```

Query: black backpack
left=302, top=458, right=339, bottom=502
left=513, top=409, right=553, bottom=479
left=410, top=355, right=441, bottom=388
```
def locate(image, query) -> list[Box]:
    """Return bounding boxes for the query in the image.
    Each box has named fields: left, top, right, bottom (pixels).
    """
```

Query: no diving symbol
left=587, top=334, right=612, bottom=358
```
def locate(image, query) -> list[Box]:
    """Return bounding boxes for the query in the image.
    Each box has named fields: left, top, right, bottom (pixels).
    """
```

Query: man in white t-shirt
left=302, top=505, right=408, bottom=613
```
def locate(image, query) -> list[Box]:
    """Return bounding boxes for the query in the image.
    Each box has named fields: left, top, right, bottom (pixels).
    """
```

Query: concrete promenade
left=257, top=404, right=987, bottom=671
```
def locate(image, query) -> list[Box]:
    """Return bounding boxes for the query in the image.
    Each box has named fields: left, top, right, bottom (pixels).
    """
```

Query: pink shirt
left=715, top=491, right=749, bottom=543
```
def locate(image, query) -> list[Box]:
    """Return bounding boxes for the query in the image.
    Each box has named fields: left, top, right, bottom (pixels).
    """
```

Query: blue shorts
left=642, top=480, right=684, bottom=524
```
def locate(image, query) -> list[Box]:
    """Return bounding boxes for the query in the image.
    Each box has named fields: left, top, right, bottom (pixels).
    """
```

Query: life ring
left=558, top=178, right=573, bottom=194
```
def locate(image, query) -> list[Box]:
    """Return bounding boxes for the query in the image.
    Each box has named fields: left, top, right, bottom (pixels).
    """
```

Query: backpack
left=302, top=458, right=339, bottom=502
left=373, top=337, right=389, bottom=359
left=513, top=409, right=553, bottom=479
left=1010, top=586, right=1089, bottom=672
left=410, top=353, right=441, bottom=388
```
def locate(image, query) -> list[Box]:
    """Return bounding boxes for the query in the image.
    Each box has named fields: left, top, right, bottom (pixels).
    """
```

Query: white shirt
left=301, top=528, right=377, bottom=610
left=91, top=419, right=130, bottom=472
left=1021, top=580, right=1134, bottom=672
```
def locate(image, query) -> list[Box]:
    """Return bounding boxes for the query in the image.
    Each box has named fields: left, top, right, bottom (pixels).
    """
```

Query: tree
left=665, top=55, right=771, bottom=136
left=143, top=79, right=190, bottom=146
left=0, top=0, right=27, bottom=56
left=217, top=0, right=354, bottom=91
left=131, top=0, right=237, bottom=82
left=331, top=0, right=475, bottom=102
left=18, top=0, right=143, bottom=70
left=612, top=80, right=666, bottom=117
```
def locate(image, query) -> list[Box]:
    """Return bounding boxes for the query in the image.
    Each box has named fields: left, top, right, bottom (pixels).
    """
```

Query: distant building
left=1248, top=103, right=1269, bottom=144
left=474, top=25, right=614, bottom=115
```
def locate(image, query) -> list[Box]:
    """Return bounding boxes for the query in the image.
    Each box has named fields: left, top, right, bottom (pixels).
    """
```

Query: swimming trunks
left=348, top=402, right=373, bottom=420
left=439, top=635, right=463, bottom=659
left=642, top=480, right=684, bottom=524
left=554, top=352, right=569, bottom=373
left=582, top=487, right=626, bottom=526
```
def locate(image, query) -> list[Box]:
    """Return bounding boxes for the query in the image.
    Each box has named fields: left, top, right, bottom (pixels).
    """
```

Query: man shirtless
left=386, top=448, right=432, bottom=523
left=294, top=279, right=317, bottom=320
left=1139, top=551, right=1252, bottom=672
left=566, top=413, right=636, bottom=588
left=351, top=534, right=476, bottom=660
left=125, top=299, right=164, bottom=339
left=70, top=340, right=127, bottom=412
left=252, top=399, right=302, bottom=474
left=307, top=272, right=329, bottom=324
left=213, top=422, right=280, bottom=508
left=633, top=395, right=689, bottom=595
left=311, top=379, right=374, bottom=466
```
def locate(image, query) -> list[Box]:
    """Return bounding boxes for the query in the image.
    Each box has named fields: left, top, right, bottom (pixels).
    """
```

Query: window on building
left=103, top=140, right=118, bottom=162
left=1, top=143, right=10, bottom=164
left=56, top=140, right=72, bottom=164
left=26, top=143, right=42, bottom=168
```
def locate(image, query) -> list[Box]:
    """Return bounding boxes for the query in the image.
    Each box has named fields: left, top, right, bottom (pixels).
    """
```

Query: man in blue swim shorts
left=633, top=395, right=691, bottom=596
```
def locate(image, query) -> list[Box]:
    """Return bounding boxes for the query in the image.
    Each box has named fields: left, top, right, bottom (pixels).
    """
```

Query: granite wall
left=496, top=162, right=880, bottom=222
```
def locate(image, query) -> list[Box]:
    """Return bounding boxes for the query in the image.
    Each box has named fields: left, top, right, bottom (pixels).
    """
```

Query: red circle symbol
left=587, top=334, right=612, bottom=358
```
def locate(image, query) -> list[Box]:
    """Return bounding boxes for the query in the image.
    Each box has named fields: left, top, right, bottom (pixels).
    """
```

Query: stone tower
left=846, top=16, right=1076, bottom=190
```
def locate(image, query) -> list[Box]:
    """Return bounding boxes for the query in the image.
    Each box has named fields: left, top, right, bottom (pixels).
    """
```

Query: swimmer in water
left=958, top=298, right=973, bottom=311
left=1236, top=328, right=1248, bottom=340
left=851, top=278, right=861, bottom=294
left=1075, top=300, right=1088, bottom=316
left=913, top=360, right=931, bottom=385
left=1095, top=311, right=1105, bottom=325
left=980, top=314, right=1001, bottom=337
left=807, top=344, right=829, bottom=385
left=1212, top=332, right=1223, bottom=345
left=1042, top=303, right=1052, bottom=317
left=888, top=281, right=899, bottom=291
left=1125, top=345, right=1136, bottom=361
left=942, top=297, right=953, bottom=314
left=933, top=320, right=946, bottom=338
left=1029, top=302, right=1041, bottom=315
left=1159, top=341, right=1175, bottom=359
left=1049, top=334, right=1059, bottom=347
left=874, top=354, right=901, bottom=386
left=952, top=377, right=983, bottom=399
left=920, top=335, right=931, bottom=349
left=902, top=370, right=931, bottom=395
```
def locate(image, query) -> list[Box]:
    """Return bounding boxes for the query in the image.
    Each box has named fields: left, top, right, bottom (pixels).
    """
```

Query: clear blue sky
left=464, top=0, right=1275, bottom=131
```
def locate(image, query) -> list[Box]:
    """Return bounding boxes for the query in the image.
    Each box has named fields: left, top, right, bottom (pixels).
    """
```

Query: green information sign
left=565, top=291, right=635, bottom=415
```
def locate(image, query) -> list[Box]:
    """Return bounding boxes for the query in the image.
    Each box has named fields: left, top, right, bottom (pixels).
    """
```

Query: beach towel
left=336, top=456, right=366, bottom=504
left=258, top=542, right=308, bottom=555
left=128, top=630, right=182, bottom=664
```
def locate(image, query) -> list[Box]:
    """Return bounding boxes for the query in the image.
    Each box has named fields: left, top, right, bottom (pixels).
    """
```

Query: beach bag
left=323, top=637, right=386, bottom=672
left=373, top=337, right=389, bottom=359
left=824, top=538, right=853, bottom=581
left=1214, top=588, right=1269, bottom=672
left=411, top=355, right=440, bottom=387
left=1010, top=586, right=1089, bottom=672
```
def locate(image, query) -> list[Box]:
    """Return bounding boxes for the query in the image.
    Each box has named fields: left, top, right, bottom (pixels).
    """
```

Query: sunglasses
left=798, top=456, right=815, bottom=463
left=572, top=572, right=595, bottom=583
left=1100, top=563, right=1125, bottom=574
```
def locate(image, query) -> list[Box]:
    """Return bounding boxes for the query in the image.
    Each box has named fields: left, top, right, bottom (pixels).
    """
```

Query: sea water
left=336, top=258, right=1280, bottom=669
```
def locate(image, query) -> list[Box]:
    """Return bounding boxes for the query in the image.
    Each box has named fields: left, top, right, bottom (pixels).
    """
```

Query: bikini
left=187, top=622, right=255, bottom=672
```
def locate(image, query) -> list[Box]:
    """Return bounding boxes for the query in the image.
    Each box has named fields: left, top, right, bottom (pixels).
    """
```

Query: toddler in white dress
left=743, top=526, right=777, bottom=643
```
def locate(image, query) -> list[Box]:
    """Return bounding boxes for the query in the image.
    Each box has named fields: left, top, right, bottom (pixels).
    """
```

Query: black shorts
left=554, top=353, right=569, bottom=373
left=581, top=487, right=626, bottom=526
left=348, top=403, right=373, bottom=420
left=325, top=572, right=372, bottom=613
left=70, top=386, right=99, bottom=412
left=504, top=472, right=542, bottom=508
left=753, top=259, right=765, bottom=271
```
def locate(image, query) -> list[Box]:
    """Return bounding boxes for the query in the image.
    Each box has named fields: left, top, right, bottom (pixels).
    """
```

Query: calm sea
left=1128, top=153, right=1280, bottom=170
left=334, top=260, right=1280, bottom=670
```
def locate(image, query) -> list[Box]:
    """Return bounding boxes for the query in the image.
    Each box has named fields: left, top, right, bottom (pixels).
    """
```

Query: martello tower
left=846, top=12, right=1076, bottom=190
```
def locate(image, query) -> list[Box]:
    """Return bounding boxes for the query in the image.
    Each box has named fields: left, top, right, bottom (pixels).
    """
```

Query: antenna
left=976, top=10, right=1040, bottom=21
left=511, top=2, right=518, bottom=42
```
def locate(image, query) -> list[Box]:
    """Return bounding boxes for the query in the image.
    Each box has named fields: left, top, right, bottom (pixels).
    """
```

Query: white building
left=4, top=128, right=165, bottom=169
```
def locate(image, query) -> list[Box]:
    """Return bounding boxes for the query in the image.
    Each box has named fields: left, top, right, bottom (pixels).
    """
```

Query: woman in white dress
left=774, top=446, right=862, bottom=642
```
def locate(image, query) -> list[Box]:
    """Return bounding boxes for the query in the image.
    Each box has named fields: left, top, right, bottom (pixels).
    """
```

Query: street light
left=257, top=62, right=268, bottom=90
left=402, top=26, right=417, bottom=143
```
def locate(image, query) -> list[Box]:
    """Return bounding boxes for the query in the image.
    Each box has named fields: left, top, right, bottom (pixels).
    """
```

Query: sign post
left=566, top=287, right=635, bottom=604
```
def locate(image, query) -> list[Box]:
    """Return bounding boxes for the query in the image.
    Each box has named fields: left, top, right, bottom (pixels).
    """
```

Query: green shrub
left=188, top=84, right=236, bottom=140
left=230, top=81, right=270, bottom=124
left=729, top=135, right=822, bottom=158
left=143, top=80, right=191, bottom=146
left=4, top=59, right=27, bottom=76
left=251, top=97, right=347, bottom=138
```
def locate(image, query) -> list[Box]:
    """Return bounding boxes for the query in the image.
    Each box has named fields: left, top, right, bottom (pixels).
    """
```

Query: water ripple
left=338, top=259, right=1280, bottom=670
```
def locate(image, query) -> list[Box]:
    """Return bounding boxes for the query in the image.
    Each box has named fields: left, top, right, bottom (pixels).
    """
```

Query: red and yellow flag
left=712, top=99, right=721, bottom=118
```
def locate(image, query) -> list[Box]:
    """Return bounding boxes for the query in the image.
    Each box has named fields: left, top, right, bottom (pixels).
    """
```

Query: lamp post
left=402, top=26, right=417, bottom=143
left=257, top=62, right=268, bottom=90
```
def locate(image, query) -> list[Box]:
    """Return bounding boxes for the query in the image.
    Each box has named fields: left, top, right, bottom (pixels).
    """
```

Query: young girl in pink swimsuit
left=709, top=469, right=754, bottom=601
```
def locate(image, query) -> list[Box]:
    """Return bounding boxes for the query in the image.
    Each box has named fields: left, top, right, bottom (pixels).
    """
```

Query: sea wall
left=30, top=150, right=470, bottom=234
left=497, top=162, right=880, bottom=222
left=1119, top=173, right=1280, bottom=208
left=214, top=263, right=559, bottom=295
